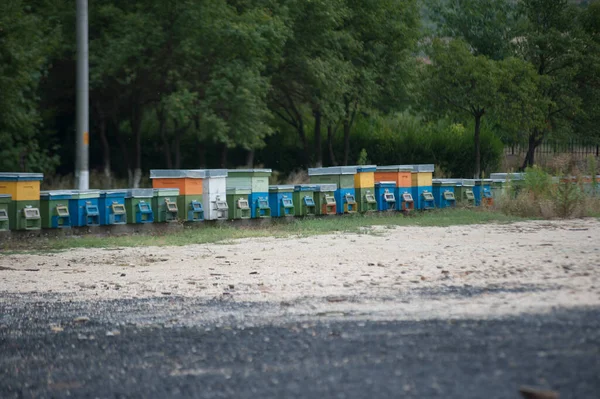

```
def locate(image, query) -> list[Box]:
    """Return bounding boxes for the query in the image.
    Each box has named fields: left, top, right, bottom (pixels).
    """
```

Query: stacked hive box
left=293, top=185, right=317, bottom=216
left=69, top=190, right=101, bottom=227
left=40, top=190, right=72, bottom=228
left=432, top=179, right=458, bottom=209
left=0, top=173, right=43, bottom=230
left=309, top=167, right=357, bottom=214
left=473, top=179, right=493, bottom=206
left=410, top=164, right=435, bottom=210
left=0, top=194, right=10, bottom=231
left=226, top=169, right=271, bottom=219
left=455, top=179, right=476, bottom=206
left=313, top=184, right=337, bottom=215
left=269, top=185, right=295, bottom=217
left=151, top=170, right=205, bottom=222
left=203, top=169, right=228, bottom=220
left=354, top=166, right=377, bottom=212
left=226, top=188, right=251, bottom=219
left=152, top=188, right=180, bottom=223
left=125, top=189, right=154, bottom=224
left=99, top=190, right=127, bottom=225
left=375, top=182, right=397, bottom=211
left=374, top=166, right=413, bottom=211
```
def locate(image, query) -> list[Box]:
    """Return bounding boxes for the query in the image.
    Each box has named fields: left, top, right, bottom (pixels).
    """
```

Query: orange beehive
left=374, top=166, right=412, bottom=187
left=150, top=170, right=206, bottom=195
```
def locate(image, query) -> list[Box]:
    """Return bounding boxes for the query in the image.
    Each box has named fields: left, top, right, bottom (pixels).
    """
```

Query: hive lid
left=375, top=165, right=414, bottom=172
left=40, top=190, right=73, bottom=197
left=308, top=166, right=358, bottom=176
left=432, top=179, right=462, bottom=185
left=0, top=194, right=11, bottom=198
left=356, top=165, right=377, bottom=173
left=461, top=179, right=476, bottom=186
left=376, top=181, right=397, bottom=186
left=315, top=184, right=338, bottom=191
left=100, top=190, right=128, bottom=196
left=269, top=185, right=295, bottom=192
left=153, top=188, right=180, bottom=196
left=489, top=172, right=525, bottom=181
left=126, top=188, right=154, bottom=198
left=150, top=169, right=206, bottom=179
left=204, top=169, right=228, bottom=178
left=412, top=164, right=435, bottom=172
left=294, top=184, right=318, bottom=191
left=227, top=169, right=272, bottom=175
left=226, top=187, right=252, bottom=194
left=0, top=172, right=44, bottom=181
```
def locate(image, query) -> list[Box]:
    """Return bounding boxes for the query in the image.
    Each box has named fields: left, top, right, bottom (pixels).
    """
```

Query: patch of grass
left=2, top=209, right=526, bottom=253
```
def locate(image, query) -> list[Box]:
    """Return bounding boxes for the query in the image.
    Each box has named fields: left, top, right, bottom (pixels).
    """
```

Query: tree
left=427, top=0, right=519, bottom=60
left=0, top=0, right=61, bottom=173
left=419, top=39, right=502, bottom=178
left=515, top=0, right=586, bottom=168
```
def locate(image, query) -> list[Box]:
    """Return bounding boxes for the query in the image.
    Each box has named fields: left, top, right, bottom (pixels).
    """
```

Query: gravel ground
left=1, top=295, right=599, bottom=399
left=1, top=219, right=600, bottom=398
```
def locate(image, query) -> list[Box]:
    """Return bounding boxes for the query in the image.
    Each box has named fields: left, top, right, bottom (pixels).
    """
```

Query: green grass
left=3, top=208, right=526, bottom=252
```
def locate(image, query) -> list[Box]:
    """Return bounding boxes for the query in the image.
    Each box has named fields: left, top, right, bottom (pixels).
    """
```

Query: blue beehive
left=68, top=190, right=100, bottom=227
left=375, top=182, right=396, bottom=211
left=432, top=179, right=459, bottom=208
left=248, top=193, right=271, bottom=218
left=268, top=185, right=295, bottom=217
left=99, top=190, right=127, bottom=225
left=397, top=187, right=415, bottom=211
left=473, top=179, right=493, bottom=206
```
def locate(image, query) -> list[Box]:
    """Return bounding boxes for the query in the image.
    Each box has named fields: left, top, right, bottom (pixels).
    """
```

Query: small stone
left=106, top=330, right=120, bottom=337
left=73, top=316, right=90, bottom=323
left=50, top=325, right=64, bottom=332
left=161, top=292, right=171, bottom=295
left=120, top=273, right=126, bottom=277
left=367, top=263, right=375, bottom=266
left=326, top=296, right=348, bottom=303
left=249, top=271, right=258, bottom=275
left=519, top=387, right=559, bottom=399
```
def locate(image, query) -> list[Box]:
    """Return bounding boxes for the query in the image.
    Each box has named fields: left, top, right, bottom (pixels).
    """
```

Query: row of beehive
left=2, top=170, right=590, bottom=231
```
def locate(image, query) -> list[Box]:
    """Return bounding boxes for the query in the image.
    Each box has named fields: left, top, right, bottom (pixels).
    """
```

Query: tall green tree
left=0, top=0, right=61, bottom=173
left=516, top=0, right=586, bottom=168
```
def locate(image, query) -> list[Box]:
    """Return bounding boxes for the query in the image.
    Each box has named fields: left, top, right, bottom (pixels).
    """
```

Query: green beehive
left=125, top=189, right=154, bottom=224
left=308, top=167, right=357, bottom=189
left=293, top=185, right=317, bottom=217
left=152, top=188, right=179, bottom=223
left=455, top=179, right=475, bottom=206
left=0, top=194, right=11, bottom=231
left=226, top=187, right=251, bottom=220
left=40, top=190, right=72, bottom=229
left=226, top=169, right=272, bottom=192
left=9, top=200, right=41, bottom=230
left=313, top=184, right=337, bottom=216
left=355, top=188, right=377, bottom=213
left=177, top=194, right=204, bottom=222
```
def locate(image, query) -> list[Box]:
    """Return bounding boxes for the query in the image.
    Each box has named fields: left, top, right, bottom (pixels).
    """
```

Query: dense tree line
left=1, top=0, right=598, bottom=185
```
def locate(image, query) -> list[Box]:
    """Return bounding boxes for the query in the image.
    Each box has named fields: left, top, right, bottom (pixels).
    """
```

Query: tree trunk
left=521, top=128, right=544, bottom=170
left=297, top=118, right=310, bottom=168
left=97, top=111, right=112, bottom=187
left=342, top=99, right=358, bottom=166
left=343, top=119, right=351, bottom=166
left=157, top=108, right=172, bottom=168
left=474, top=114, right=482, bottom=178
left=313, top=108, right=322, bottom=167
left=327, top=124, right=338, bottom=166
left=246, top=149, right=255, bottom=167
left=173, top=126, right=183, bottom=169
left=131, top=101, right=143, bottom=188
left=220, top=143, right=228, bottom=168
left=198, top=143, right=206, bottom=168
